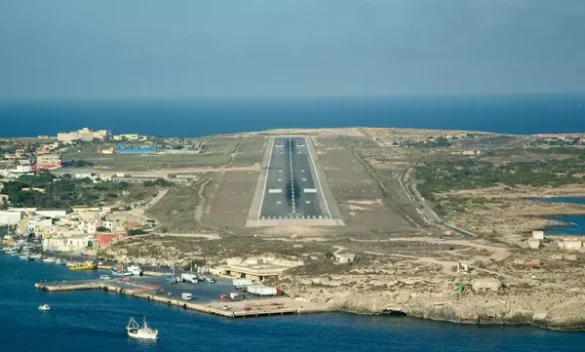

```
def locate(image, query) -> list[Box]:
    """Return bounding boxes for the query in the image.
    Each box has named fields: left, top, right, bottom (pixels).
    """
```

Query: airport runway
left=258, top=137, right=330, bottom=220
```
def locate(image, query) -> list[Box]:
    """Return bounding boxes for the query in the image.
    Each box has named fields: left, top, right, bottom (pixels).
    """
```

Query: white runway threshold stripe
left=303, top=188, right=317, bottom=193
left=268, top=189, right=282, bottom=194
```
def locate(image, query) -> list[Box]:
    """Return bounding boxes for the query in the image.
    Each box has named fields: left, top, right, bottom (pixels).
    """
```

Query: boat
left=127, top=265, right=143, bottom=276
left=126, top=317, right=158, bottom=340
left=111, top=264, right=133, bottom=277
left=66, top=261, right=78, bottom=267
left=29, top=253, right=42, bottom=261
left=100, top=275, right=112, bottom=280
left=43, top=257, right=56, bottom=263
left=69, top=261, right=97, bottom=271
left=38, top=304, right=51, bottom=311
left=55, top=258, right=66, bottom=265
left=4, top=248, right=17, bottom=255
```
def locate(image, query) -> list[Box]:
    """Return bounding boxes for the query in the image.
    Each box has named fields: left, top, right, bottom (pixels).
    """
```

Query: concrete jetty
left=35, top=279, right=321, bottom=318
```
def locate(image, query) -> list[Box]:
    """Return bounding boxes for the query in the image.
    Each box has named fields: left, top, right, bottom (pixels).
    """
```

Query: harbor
left=34, top=278, right=322, bottom=318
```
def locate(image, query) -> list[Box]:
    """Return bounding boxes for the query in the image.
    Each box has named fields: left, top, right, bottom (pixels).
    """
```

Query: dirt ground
left=314, top=136, right=415, bottom=233
left=200, top=170, right=259, bottom=231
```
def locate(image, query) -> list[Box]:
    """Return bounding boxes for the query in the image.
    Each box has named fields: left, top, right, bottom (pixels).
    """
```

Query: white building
left=36, top=210, right=67, bottom=218
left=42, top=234, right=92, bottom=253
left=0, top=211, right=22, bottom=226
left=558, top=238, right=583, bottom=251
left=57, top=128, right=109, bottom=143
left=532, top=231, right=545, bottom=240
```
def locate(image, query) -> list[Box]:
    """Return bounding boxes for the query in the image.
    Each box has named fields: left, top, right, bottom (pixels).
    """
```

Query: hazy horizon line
left=1, top=92, right=585, bottom=103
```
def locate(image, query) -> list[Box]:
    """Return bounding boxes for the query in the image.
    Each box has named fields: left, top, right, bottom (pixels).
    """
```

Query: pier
left=35, top=280, right=321, bottom=318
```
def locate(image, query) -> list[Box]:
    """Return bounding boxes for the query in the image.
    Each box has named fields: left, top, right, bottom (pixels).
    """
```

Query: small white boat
left=38, top=304, right=51, bottom=311
left=126, top=317, right=158, bottom=340
left=43, top=257, right=56, bottom=263
left=55, top=259, right=66, bottom=265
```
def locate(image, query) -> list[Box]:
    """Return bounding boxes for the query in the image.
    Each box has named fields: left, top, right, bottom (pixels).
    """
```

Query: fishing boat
left=126, top=317, right=158, bottom=340
left=38, top=304, right=51, bottom=311
left=55, top=258, right=66, bottom=265
left=111, top=264, right=132, bottom=277
left=43, top=257, right=57, bottom=263
left=69, top=261, right=97, bottom=271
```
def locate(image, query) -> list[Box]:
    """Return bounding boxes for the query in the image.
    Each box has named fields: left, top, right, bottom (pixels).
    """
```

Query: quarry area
left=5, top=127, right=585, bottom=330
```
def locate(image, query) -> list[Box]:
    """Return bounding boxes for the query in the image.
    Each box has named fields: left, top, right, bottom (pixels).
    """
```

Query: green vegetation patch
left=416, top=155, right=585, bottom=201
left=0, top=171, right=154, bottom=209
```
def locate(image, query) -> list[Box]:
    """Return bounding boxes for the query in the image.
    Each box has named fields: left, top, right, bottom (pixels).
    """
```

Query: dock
left=35, top=280, right=321, bottom=318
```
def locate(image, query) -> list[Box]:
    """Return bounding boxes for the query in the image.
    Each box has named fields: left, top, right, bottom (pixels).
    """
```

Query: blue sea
left=538, top=198, right=585, bottom=236
left=1, top=254, right=585, bottom=352
left=0, top=95, right=584, bottom=137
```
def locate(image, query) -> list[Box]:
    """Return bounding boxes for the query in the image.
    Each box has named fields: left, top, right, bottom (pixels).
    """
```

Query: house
left=558, top=238, right=583, bottom=251
left=334, top=252, right=356, bottom=264
left=532, top=231, right=545, bottom=240
left=527, top=238, right=541, bottom=249
left=42, top=234, right=93, bottom=252
left=0, top=211, right=21, bottom=225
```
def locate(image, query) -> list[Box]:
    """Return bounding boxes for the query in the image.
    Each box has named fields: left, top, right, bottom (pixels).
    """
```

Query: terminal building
left=217, top=261, right=293, bottom=282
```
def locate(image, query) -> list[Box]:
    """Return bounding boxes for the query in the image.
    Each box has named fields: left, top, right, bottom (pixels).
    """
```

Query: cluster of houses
left=0, top=142, right=62, bottom=178
left=527, top=230, right=585, bottom=252
left=0, top=206, right=149, bottom=254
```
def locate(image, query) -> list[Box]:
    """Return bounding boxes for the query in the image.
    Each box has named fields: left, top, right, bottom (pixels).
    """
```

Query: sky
left=0, top=0, right=584, bottom=99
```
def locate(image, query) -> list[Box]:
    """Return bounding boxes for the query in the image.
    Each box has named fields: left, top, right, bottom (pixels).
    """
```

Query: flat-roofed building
left=218, top=261, right=292, bottom=281
left=34, top=154, right=62, bottom=170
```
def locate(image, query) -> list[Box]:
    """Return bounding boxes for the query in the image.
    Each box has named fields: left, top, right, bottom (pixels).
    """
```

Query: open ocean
left=2, top=95, right=585, bottom=350
left=1, top=95, right=585, bottom=137
left=2, top=254, right=585, bottom=352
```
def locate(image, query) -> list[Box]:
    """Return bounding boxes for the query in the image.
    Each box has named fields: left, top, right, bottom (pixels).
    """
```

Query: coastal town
left=3, top=127, right=585, bottom=328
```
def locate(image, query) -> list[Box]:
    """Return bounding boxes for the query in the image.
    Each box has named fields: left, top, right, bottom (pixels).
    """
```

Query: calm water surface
left=1, top=254, right=585, bottom=352
left=537, top=197, right=585, bottom=235
left=1, top=95, right=584, bottom=137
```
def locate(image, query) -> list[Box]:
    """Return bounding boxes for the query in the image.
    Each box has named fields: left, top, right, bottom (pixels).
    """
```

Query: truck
left=181, top=273, right=198, bottom=284
left=232, top=278, right=254, bottom=289
left=246, top=284, right=278, bottom=296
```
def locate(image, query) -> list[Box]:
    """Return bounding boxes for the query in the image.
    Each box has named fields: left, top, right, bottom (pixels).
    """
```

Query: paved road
left=258, top=137, right=328, bottom=220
